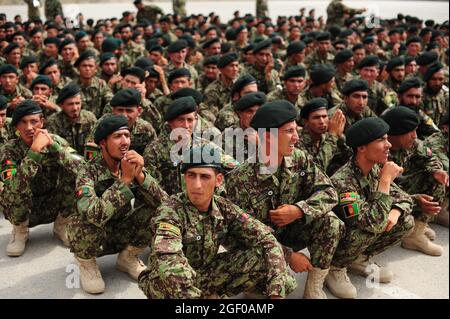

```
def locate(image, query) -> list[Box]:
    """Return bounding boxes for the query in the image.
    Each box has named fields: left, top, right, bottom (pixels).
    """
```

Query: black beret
left=234, top=92, right=267, bottom=111
left=406, top=36, right=422, bottom=46
left=29, top=28, right=43, bottom=36
left=3, top=43, right=19, bottom=55
left=148, top=44, right=163, bottom=53
left=167, top=39, right=188, bottom=53
left=283, top=66, right=306, bottom=80
left=286, top=41, right=306, bottom=56
left=252, top=39, right=272, bottom=54
left=0, top=95, right=8, bottom=110
left=30, top=75, right=52, bottom=89
left=102, top=37, right=119, bottom=52
left=121, top=66, right=145, bottom=82
left=427, top=42, right=440, bottom=51
left=352, top=43, right=364, bottom=51
left=56, top=83, right=81, bottom=105
left=382, top=106, right=420, bottom=135
left=386, top=57, right=405, bottom=72
left=340, top=29, right=354, bottom=38
left=159, top=16, right=170, bottom=23
left=74, top=50, right=97, bottom=67
left=316, top=31, right=331, bottom=42
left=110, top=88, right=142, bottom=107
left=117, top=23, right=132, bottom=32
left=75, top=31, right=88, bottom=42
left=235, top=25, right=247, bottom=35
left=250, top=100, right=298, bottom=129
left=134, top=57, right=154, bottom=70
left=171, top=88, right=203, bottom=105
left=231, top=74, right=257, bottom=96
left=20, top=55, right=38, bottom=69
left=144, top=66, right=159, bottom=78
left=164, top=96, right=197, bottom=121
left=404, top=56, right=416, bottom=66
left=423, top=62, right=444, bottom=82
left=243, top=43, right=254, bottom=54
left=99, top=52, right=117, bottom=66
left=345, top=117, right=390, bottom=148
left=202, top=37, right=220, bottom=49
left=94, top=114, right=129, bottom=144
left=300, top=97, right=328, bottom=119
left=44, top=37, right=61, bottom=46
left=179, top=34, right=196, bottom=49
left=59, top=38, right=76, bottom=53
left=221, top=42, right=232, bottom=54
left=341, top=79, right=369, bottom=96
left=0, top=64, right=18, bottom=76
left=388, top=28, right=401, bottom=36
left=362, top=36, right=375, bottom=44
left=203, top=55, right=220, bottom=66
left=334, top=49, right=353, bottom=64
left=357, top=55, right=380, bottom=69
left=398, top=77, right=423, bottom=94
left=11, top=100, right=43, bottom=127
left=217, top=52, right=238, bottom=68
left=310, top=64, right=336, bottom=86
left=168, top=68, right=191, bottom=83
left=302, top=36, right=314, bottom=45
left=38, top=58, right=58, bottom=74
left=180, top=144, right=224, bottom=174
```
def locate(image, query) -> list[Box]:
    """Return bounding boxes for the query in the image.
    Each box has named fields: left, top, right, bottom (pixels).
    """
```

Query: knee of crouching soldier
left=325, top=211, right=346, bottom=239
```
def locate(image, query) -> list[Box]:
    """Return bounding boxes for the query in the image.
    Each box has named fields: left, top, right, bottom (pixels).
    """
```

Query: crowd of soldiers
left=0, top=0, right=449, bottom=299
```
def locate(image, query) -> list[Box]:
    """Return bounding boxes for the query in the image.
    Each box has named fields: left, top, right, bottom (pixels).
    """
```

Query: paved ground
left=0, top=214, right=448, bottom=299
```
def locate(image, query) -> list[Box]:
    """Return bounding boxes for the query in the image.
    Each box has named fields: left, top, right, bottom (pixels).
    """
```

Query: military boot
left=76, top=256, right=105, bottom=294
left=424, top=225, right=436, bottom=241
left=402, top=220, right=443, bottom=256
left=116, top=246, right=147, bottom=280
left=325, top=266, right=357, bottom=299
left=53, top=214, right=70, bottom=247
left=6, top=220, right=29, bottom=257
left=303, top=267, right=329, bottom=299
left=348, top=255, right=393, bottom=283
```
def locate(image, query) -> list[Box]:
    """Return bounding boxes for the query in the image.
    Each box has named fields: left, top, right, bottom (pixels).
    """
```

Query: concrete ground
left=0, top=214, right=448, bottom=299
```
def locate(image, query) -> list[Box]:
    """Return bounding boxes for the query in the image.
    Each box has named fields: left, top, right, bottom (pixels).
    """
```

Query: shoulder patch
left=157, top=222, right=181, bottom=237
left=341, top=202, right=360, bottom=219
left=339, top=192, right=359, bottom=205
left=1, top=160, right=17, bottom=183
left=76, top=186, right=91, bottom=198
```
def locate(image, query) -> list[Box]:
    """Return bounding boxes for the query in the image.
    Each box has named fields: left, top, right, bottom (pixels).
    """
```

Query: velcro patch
left=339, top=192, right=359, bottom=204
left=1, top=160, right=17, bottom=183
left=157, top=222, right=181, bottom=237
left=341, top=202, right=359, bottom=219
left=76, top=186, right=91, bottom=198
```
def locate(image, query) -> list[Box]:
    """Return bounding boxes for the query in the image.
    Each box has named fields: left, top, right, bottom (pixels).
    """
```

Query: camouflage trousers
left=332, top=214, right=415, bottom=268
left=138, top=245, right=297, bottom=299
left=276, top=211, right=345, bottom=269
left=67, top=207, right=152, bottom=259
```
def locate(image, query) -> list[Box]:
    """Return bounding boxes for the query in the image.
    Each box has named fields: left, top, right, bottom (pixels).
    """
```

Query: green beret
left=202, top=37, right=220, bottom=49
left=94, top=114, right=129, bottom=144
left=172, top=88, right=203, bottom=105
left=58, top=39, right=75, bottom=55
left=74, top=50, right=97, bottom=67
left=110, top=89, right=141, bottom=107
left=180, top=144, right=224, bottom=174
left=20, top=55, right=38, bottom=69
left=11, top=100, right=43, bottom=127
left=234, top=92, right=267, bottom=111
left=179, top=34, right=196, bottom=49
left=38, top=58, right=58, bottom=74
left=134, top=57, right=153, bottom=70
left=286, top=41, right=305, bottom=56
left=102, top=37, right=119, bottom=52
left=0, top=64, right=18, bottom=76
left=300, top=97, right=328, bottom=119
left=423, top=62, right=444, bottom=82
left=168, top=68, right=191, bottom=83
left=252, top=39, right=272, bottom=54
left=203, top=55, right=220, bottom=66
left=340, top=29, right=354, bottom=38
left=334, top=49, right=353, bottom=64
left=283, top=66, right=306, bottom=81
left=417, top=51, right=438, bottom=66
left=75, top=31, right=88, bottom=42
left=99, top=52, right=116, bottom=66
left=164, top=96, right=197, bottom=121
left=243, top=44, right=254, bottom=54
left=217, top=52, right=238, bottom=68
left=357, top=55, right=379, bottom=69
left=316, top=32, right=331, bottom=42
left=0, top=95, right=7, bottom=110
left=345, top=117, right=390, bottom=148
left=250, top=100, right=298, bottom=129
left=144, top=66, right=159, bottom=78
left=382, top=106, right=420, bottom=135
left=310, top=64, right=335, bottom=86
left=341, top=79, right=369, bottom=96
left=235, top=25, right=247, bottom=35
left=44, top=37, right=61, bottom=46
left=386, top=57, right=405, bottom=72
left=148, top=44, right=163, bottom=53
left=56, top=83, right=81, bottom=105
left=167, top=39, right=188, bottom=53
left=362, top=36, right=375, bottom=44
left=406, top=36, right=422, bottom=46
left=121, top=66, right=145, bottom=82
left=3, top=43, right=19, bottom=55
left=30, top=75, right=52, bottom=89
left=231, top=74, right=257, bottom=96
left=398, top=77, right=423, bottom=94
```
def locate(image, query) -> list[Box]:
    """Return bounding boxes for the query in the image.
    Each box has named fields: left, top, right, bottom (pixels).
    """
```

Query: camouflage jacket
left=119, top=53, right=134, bottom=71
left=366, top=80, right=398, bottom=115
left=326, top=0, right=362, bottom=26
left=45, top=0, right=64, bottom=20
left=148, top=192, right=289, bottom=298
left=328, top=102, right=377, bottom=132
left=424, top=131, right=449, bottom=172
left=335, top=71, right=354, bottom=92
left=0, top=84, right=33, bottom=116
left=164, top=62, right=199, bottom=89
left=53, top=76, right=72, bottom=96
left=267, top=88, right=306, bottom=123
left=0, top=118, right=14, bottom=145
left=136, top=5, right=164, bottom=24
left=422, top=86, right=449, bottom=127
left=197, top=74, right=216, bottom=94
left=26, top=43, right=43, bottom=57
left=124, top=40, right=145, bottom=65
left=302, top=87, right=343, bottom=110
left=220, top=124, right=257, bottom=164
left=214, top=102, right=239, bottom=132
left=203, top=78, right=233, bottom=116
left=146, top=88, right=164, bottom=104
left=304, top=50, right=335, bottom=69
left=75, top=77, right=114, bottom=118
left=331, top=159, right=413, bottom=233
left=59, top=60, right=79, bottom=79
left=243, top=64, right=281, bottom=94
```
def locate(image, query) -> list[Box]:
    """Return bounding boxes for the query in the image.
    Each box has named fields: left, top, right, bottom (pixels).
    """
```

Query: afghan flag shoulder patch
left=341, top=202, right=360, bottom=219
left=339, top=192, right=359, bottom=204
left=76, top=186, right=91, bottom=198
left=1, top=159, right=17, bottom=183
left=157, top=222, right=181, bottom=237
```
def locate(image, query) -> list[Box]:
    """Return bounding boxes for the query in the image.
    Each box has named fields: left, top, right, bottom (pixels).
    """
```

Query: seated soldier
left=138, top=144, right=297, bottom=299
left=30, top=74, right=60, bottom=118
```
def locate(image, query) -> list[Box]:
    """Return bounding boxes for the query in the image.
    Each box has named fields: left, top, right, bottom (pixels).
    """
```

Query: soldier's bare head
left=184, top=167, right=223, bottom=212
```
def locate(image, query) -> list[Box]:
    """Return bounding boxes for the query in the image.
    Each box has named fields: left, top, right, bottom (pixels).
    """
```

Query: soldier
left=0, top=100, right=83, bottom=256
left=59, top=38, right=80, bottom=79
left=226, top=101, right=344, bottom=299
left=284, top=41, right=307, bottom=71
left=27, top=28, right=44, bottom=57
left=19, top=55, right=39, bottom=89
left=118, top=24, right=145, bottom=64
left=134, top=0, right=164, bottom=24
left=202, top=38, right=222, bottom=58
left=164, top=40, right=199, bottom=89
left=0, top=64, right=32, bottom=116
left=102, top=37, right=134, bottom=71
left=45, top=0, right=64, bottom=21
left=24, top=0, right=41, bottom=21
left=405, top=36, right=422, bottom=59
left=158, top=16, right=178, bottom=43
left=143, top=65, right=166, bottom=103
left=233, top=25, right=249, bottom=53
left=297, top=98, right=347, bottom=172
left=256, top=0, right=269, bottom=18
left=0, top=95, right=13, bottom=144
left=304, top=32, right=335, bottom=69
left=304, top=64, right=342, bottom=109
left=381, top=107, right=448, bottom=256
left=3, top=43, right=22, bottom=69
left=39, top=37, right=61, bottom=66
left=197, top=55, right=220, bottom=94
left=243, top=39, right=281, bottom=94
left=385, top=57, right=406, bottom=92
left=67, top=114, right=168, bottom=294
left=422, top=62, right=449, bottom=127
left=416, top=51, right=439, bottom=79
left=98, top=52, right=121, bottom=92
left=39, top=58, right=71, bottom=96
left=328, top=117, right=414, bottom=299
left=326, top=0, right=366, bottom=26
left=334, top=49, right=355, bottom=91
left=46, top=83, right=97, bottom=156
left=172, top=0, right=187, bottom=17
left=30, top=74, right=60, bottom=118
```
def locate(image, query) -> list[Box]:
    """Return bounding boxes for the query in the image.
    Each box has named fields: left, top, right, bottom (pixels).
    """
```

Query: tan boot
left=76, top=256, right=105, bottom=294
left=303, top=267, right=329, bottom=299
left=6, top=221, right=29, bottom=257
left=53, top=214, right=70, bottom=247
left=348, top=255, right=393, bottom=283
left=325, top=266, right=357, bottom=299
left=116, top=246, right=147, bottom=280
left=402, top=221, right=443, bottom=256
left=424, top=225, right=436, bottom=241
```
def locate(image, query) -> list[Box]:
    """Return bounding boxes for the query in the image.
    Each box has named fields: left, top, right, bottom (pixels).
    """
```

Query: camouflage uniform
left=59, top=61, right=79, bottom=80
left=422, top=87, right=449, bottom=127
left=226, top=149, right=344, bottom=269
left=172, top=0, right=187, bottom=17
left=0, top=134, right=82, bottom=227
left=330, top=160, right=414, bottom=267
left=124, top=41, right=145, bottom=65
left=75, top=77, right=114, bottom=118
left=214, top=102, right=239, bottom=132
left=138, top=192, right=297, bottom=299
left=164, top=62, right=199, bottom=90
left=45, top=0, right=64, bottom=20
left=197, top=75, right=216, bottom=94
left=256, top=0, right=269, bottom=18
left=26, top=43, right=43, bottom=57
left=136, top=5, right=164, bottom=24
left=304, top=50, right=335, bottom=70
left=220, top=124, right=258, bottom=164
left=119, top=54, right=134, bottom=71
left=267, top=88, right=306, bottom=123
left=405, top=106, right=440, bottom=140
left=424, top=131, right=449, bottom=172
left=141, top=99, right=163, bottom=134
left=384, top=77, right=402, bottom=93
left=243, top=65, right=281, bottom=94
left=45, top=109, right=97, bottom=156
left=366, top=80, right=398, bottom=116
left=203, top=78, right=233, bottom=116
left=0, top=84, right=33, bottom=117
left=0, top=118, right=14, bottom=145
left=335, top=72, right=354, bottom=92
left=302, top=87, right=343, bottom=110
left=24, top=0, right=41, bottom=20
left=67, top=154, right=168, bottom=259
left=53, top=76, right=72, bottom=96
left=146, top=88, right=164, bottom=105
left=326, top=0, right=364, bottom=26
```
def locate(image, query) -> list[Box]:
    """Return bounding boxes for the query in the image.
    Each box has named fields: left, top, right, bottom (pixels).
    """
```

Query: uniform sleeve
left=48, top=135, right=85, bottom=176
left=412, top=139, right=443, bottom=174
left=317, top=133, right=339, bottom=171
left=390, top=182, right=414, bottom=216
left=137, top=170, right=169, bottom=210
